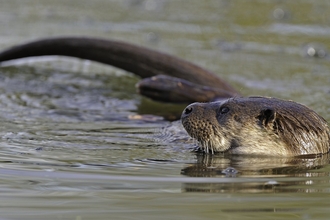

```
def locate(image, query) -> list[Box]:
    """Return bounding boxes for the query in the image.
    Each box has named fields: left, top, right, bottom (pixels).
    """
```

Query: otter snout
left=181, top=103, right=201, bottom=139
left=181, top=102, right=224, bottom=141
left=181, top=102, right=231, bottom=153
left=181, top=102, right=209, bottom=129
left=181, top=103, right=207, bottom=135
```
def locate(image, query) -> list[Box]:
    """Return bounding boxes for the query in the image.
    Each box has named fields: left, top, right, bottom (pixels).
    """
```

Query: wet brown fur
left=181, top=97, right=330, bottom=156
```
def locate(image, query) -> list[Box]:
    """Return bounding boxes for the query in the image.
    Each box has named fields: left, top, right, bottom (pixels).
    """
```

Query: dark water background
left=0, top=1, right=330, bottom=219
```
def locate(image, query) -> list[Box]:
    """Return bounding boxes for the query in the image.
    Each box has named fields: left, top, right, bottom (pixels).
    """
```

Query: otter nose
left=181, top=103, right=196, bottom=120
left=183, top=106, right=193, bottom=115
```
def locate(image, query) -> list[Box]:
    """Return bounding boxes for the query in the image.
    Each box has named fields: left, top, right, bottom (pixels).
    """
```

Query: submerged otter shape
left=181, top=97, right=330, bottom=156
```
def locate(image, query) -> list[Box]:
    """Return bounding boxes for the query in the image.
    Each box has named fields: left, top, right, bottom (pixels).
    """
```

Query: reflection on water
left=1, top=0, right=330, bottom=219
left=182, top=153, right=330, bottom=193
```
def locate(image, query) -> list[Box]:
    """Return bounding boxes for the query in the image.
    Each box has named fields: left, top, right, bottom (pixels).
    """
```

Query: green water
left=0, top=1, right=330, bottom=219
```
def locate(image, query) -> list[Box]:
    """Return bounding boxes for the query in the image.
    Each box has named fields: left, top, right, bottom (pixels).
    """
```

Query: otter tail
left=0, top=37, right=239, bottom=102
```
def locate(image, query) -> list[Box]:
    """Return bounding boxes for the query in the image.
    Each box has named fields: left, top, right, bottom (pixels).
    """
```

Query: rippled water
left=0, top=1, right=330, bottom=219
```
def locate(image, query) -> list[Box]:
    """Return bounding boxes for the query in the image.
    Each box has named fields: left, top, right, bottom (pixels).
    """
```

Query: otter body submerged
left=181, top=97, right=330, bottom=156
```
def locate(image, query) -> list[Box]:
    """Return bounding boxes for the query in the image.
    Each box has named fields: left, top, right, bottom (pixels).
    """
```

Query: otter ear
left=258, top=108, right=276, bottom=127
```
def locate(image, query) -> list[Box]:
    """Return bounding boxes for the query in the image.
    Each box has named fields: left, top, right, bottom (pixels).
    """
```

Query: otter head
left=181, top=97, right=330, bottom=156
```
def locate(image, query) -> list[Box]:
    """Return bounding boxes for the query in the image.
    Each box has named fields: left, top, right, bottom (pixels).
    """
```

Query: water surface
left=0, top=1, right=330, bottom=219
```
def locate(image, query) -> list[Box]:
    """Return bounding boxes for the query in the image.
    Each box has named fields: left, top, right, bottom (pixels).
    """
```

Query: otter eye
left=219, top=107, right=229, bottom=114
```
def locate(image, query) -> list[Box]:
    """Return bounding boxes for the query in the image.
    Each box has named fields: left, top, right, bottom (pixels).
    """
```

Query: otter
left=181, top=97, right=330, bottom=156
left=0, top=37, right=329, bottom=156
